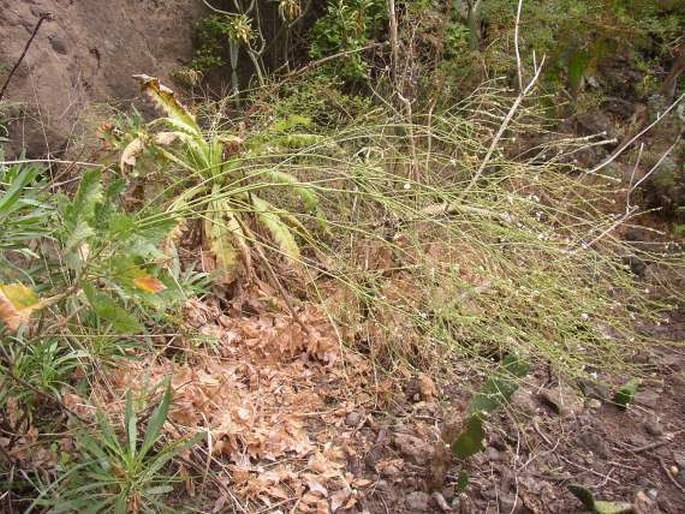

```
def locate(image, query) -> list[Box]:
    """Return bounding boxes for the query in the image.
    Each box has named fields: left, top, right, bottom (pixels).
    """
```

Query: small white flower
left=403, top=183, right=411, bottom=190
left=580, top=313, right=590, bottom=321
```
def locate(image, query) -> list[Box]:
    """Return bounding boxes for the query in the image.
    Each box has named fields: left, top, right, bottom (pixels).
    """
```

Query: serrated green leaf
left=134, top=75, right=201, bottom=136
left=252, top=196, right=301, bottom=264
left=65, top=221, right=95, bottom=255
left=83, top=283, right=143, bottom=333
left=71, top=168, right=103, bottom=223
left=614, top=378, right=641, bottom=411
left=260, top=169, right=319, bottom=211
left=451, top=414, right=486, bottom=459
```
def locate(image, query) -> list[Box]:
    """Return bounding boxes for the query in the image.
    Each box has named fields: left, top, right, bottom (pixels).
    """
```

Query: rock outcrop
left=0, top=0, right=206, bottom=156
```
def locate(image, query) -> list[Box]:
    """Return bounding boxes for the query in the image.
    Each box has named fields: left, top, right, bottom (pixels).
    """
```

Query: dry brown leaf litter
left=72, top=297, right=381, bottom=512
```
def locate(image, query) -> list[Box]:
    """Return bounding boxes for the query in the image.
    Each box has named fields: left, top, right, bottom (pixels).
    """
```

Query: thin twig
left=658, top=456, right=685, bottom=494
left=588, top=92, right=685, bottom=175
left=558, top=455, right=619, bottom=484
left=625, top=142, right=644, bottom=213
left=280, top=42, right=388, bottom=82
left=0, top=13, right=53, bottom=101
left=514, top=0, right=524, bottom=92
left=0, top=158, right=103, bottom=168
left=631, top=135, right=681, bottom=192
left=249, top=236, right=314, bottom=338
left=461, top=53, right=546, bottom=197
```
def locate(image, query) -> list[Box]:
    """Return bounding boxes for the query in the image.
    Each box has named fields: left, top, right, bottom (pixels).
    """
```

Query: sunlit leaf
left=0, top=283, right=41, bottom=331
left=120, top=136, right=146, bottom=170
left=204, top=194, right=251, bottom=281
left=133, top=276, right=167, bottom=294
left=260, top=169, right=319, bottom=211
left=252, top=196, right=301, bottom=264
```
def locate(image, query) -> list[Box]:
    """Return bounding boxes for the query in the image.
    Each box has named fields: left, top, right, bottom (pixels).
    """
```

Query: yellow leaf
left=133, top=276, right=167, bottom=294
left=0, top=283, right=41, bottom=331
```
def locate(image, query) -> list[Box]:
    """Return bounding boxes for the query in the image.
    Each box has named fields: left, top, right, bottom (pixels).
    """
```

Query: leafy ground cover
left=1, top=1, right=684, bottom=512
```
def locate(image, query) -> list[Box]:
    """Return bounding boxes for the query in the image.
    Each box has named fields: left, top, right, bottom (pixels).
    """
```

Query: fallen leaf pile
left=82, top=297, right=376, bottom=512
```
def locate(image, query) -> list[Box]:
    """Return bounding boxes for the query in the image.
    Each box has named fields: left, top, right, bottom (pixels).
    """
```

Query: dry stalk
left=588, top=92, right=685, bottom=175
left=461, top=54, right=545, bottom=198
left=514, top=0, right=524, bottom=92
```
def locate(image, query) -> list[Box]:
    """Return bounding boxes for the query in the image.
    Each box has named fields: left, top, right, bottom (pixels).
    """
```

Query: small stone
left=394, top=433, right=430, bottom=465
left=635, top=390, right=660, bottom=409
left=634, top=490, right=657, bottom=514
left=577, top=378, right=611, bottom=401
left=498, top=493, right=521, bottom=513
left=480, top=488, right=497, bottom=500
left=345, top=411, right=362, bottom=426
left=485, top=447, right=502, bottom=462
left=540, top=385, right=584, bottom=418
left=669, top=371, right=685, bottom=388
left=580, top=432, right=612, bottom=459
left=644, top=420, right=664, bottom=436
left=676, top=468, right=685, bottom=486
left=405, top=491, right=431, bottom=512
left=49, top=35, right=68, bottom=55
left=586, top=398, right=602, bottom=410
left=419, top=375, right=439, bottom=400
left=431, top=492, right=450, bottom=512
left=510, top=389, right=538, bottom=414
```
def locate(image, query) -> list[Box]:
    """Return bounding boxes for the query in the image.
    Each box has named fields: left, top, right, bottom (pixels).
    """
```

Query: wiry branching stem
left=461, top=53, right=546, bottom=198
left=587, top=93, right=685, bottom=175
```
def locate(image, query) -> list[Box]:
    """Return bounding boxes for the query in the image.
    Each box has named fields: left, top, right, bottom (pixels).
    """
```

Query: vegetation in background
left=1, top=0, right=684, bottom=511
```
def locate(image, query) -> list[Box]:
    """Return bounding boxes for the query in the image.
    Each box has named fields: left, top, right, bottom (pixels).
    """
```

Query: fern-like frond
left=204, top=193, right=252, bottom=281
left=133, top=75, right=201, bottom=136
left=256, top=169, right=318, bottom=211
left=252, top=196, right=301, bottom=265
